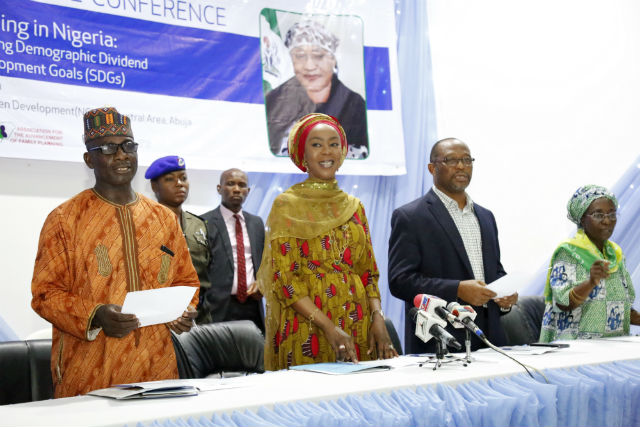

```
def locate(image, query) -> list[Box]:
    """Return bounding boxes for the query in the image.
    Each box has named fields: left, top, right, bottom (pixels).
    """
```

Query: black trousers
left=224, top=296, right=265, bottom=334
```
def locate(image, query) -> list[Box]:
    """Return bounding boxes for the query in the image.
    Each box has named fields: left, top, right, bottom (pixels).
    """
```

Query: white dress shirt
left=433, top=186, right=485, bottom=282
left=220, top=204, right=254, bottom=295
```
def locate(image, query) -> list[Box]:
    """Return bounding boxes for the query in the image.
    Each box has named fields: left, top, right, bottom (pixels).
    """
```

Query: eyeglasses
left=586, top=212, right=617, bottom=221
left=87, top=141, right=138, bottom=155
left=434, top=157, right=475, bottom=167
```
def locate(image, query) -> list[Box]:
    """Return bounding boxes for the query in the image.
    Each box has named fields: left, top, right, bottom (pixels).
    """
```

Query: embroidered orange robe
left=31, top=190, right=199, bottom=398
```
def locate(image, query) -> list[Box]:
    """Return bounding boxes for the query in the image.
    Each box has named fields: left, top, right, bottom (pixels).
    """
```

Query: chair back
left=0, top=339, right=53, bottom=405
left=384, top=318, right=403, bottom=355
left=500, top=296, right=545, bottom=345
left=173, top=320, right=264, bottom=378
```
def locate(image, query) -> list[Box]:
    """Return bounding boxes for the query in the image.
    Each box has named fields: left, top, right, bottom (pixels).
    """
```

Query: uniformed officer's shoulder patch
left=185, top=211, right=209, bottom=246
left=185, top=211, right=207, bottom=223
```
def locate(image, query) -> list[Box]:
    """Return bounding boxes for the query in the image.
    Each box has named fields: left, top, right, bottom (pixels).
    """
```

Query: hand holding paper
left=121, top=286, right=197, bottom=327
left=458, top=280, right=496, bottom=306
left=167, top=305, right=198, bottom=334
left=494, top=292, right=518, bottom=309
left=486, top=271, right=531, bottom=298
left=92, top=304, right=140, bottom=338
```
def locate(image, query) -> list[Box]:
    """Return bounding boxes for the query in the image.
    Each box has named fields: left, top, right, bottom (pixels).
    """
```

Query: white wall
left=4, top=0, right=640, bottom=338
left=0, top=156, right=221, bottom=339
left=427, top=0, right=640, bottom=280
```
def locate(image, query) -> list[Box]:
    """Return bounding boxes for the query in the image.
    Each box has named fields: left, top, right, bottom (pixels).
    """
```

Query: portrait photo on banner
left=260, top=9, right=370, bottom=160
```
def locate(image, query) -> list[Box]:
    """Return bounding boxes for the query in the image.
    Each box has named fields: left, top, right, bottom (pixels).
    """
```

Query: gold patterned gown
left=262, top=180, right=381, bottom=370
left=31, top=189, right=200, bottom=397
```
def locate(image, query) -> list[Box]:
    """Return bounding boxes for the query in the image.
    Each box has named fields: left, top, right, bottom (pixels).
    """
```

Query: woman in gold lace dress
left=258, top=113, right=397, bottom=370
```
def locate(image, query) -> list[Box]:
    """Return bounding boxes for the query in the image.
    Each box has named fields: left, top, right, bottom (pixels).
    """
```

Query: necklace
left=329, top=223, right=351, bottom=266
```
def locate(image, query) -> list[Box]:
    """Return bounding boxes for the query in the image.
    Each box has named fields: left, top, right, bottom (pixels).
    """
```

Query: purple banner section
left=364, top=46, right=392, bottom=110
left=0, top=0, right=392, bottom=109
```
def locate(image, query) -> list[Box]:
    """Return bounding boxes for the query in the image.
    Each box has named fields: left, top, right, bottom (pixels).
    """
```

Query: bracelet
left=308, top=307, right=321, bottom=323
left=569, top=288, right=587, bottom=306
left=371, top=309, right=385, bottom=321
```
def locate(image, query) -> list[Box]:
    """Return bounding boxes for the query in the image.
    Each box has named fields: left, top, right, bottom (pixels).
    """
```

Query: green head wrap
left=567, top=184, right=618, bottom=226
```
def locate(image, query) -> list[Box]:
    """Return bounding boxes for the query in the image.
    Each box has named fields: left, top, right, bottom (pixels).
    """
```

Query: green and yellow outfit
left=539, top=229, right=634, bottom=342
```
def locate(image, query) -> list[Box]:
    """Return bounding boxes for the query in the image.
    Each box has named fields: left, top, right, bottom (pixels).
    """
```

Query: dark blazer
left=201, top=206, right=265, bottom=329
left=388, top=189, right=507, bottom=354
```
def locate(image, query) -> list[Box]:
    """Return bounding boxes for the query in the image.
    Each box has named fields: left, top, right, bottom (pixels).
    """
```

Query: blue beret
left=145, top=155, right=186, bottom=180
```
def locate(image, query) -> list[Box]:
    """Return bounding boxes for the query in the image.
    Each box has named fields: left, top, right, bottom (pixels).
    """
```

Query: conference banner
left=0, top=0, right=405, bottom=175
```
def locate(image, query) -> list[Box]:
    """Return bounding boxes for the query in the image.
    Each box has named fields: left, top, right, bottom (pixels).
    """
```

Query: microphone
left=409, top=307, right=462, bottom=350
left=413, top=294, right=462, bottom=328
left=446, top=302, right=487, bottom=340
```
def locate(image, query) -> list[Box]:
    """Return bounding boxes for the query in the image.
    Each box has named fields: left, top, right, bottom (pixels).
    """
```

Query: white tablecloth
left=1, top=337, right=639, bottom=427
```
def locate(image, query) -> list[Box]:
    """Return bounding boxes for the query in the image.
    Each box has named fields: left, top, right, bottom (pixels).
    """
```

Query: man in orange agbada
left=31, top=107, right=200, bottom=398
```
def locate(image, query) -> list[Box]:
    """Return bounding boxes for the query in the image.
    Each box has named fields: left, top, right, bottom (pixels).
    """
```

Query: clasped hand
left=589, top=260, right=610, bottom=286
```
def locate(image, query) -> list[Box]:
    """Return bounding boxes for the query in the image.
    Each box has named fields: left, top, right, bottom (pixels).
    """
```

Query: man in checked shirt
left=389, top=138, right=518, bottom=354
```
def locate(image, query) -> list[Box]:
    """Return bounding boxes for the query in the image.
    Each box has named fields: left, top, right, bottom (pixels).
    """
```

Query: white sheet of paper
left=121, top=286, right=196, bottom=327
left=476, top=345, right=555, bottom=355
left=486, top=271, right=532, bottom=298
left=111, top=379, right=246, bottom=393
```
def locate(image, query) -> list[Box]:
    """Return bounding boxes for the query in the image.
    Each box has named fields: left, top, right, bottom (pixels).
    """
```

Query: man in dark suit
left=201, top=168, right=265, bottom=333
left=388, top=138, right=518, bottom=354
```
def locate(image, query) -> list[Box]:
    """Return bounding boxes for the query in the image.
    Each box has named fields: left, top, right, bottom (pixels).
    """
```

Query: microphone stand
left=433, top=338, right=447, bottom=370
left=421, top=338, right=469, bottom=370
left=465, top=329, right=472, bottom=364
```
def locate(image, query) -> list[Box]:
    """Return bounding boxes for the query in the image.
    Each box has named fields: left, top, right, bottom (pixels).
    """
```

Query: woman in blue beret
left=146, top=156, right=212, bottom=323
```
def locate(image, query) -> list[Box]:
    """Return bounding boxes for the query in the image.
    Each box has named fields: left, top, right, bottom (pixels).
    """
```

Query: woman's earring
left=302, top=160, right=308, bottom=169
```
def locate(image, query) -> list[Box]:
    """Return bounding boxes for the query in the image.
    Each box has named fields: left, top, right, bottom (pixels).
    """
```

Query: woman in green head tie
left=539, top=185, right=640, bottom=342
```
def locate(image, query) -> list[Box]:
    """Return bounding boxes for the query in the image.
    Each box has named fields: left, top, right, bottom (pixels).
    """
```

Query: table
left=1, top=338, right=639, bottom=427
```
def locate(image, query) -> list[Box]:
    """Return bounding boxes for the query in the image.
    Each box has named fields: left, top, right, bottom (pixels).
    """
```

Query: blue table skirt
left=134, top=360, right=640, bottom=427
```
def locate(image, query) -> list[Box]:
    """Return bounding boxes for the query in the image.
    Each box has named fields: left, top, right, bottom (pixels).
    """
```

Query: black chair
left=0, top=321, right=264, bottom=405
left=0, top=339, right=53, bottom=405
left=172, top=320, right=264, bottom=378
left=500, top=296, right=545, bottom=345
left=385, top=318, right=403, bottom=356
